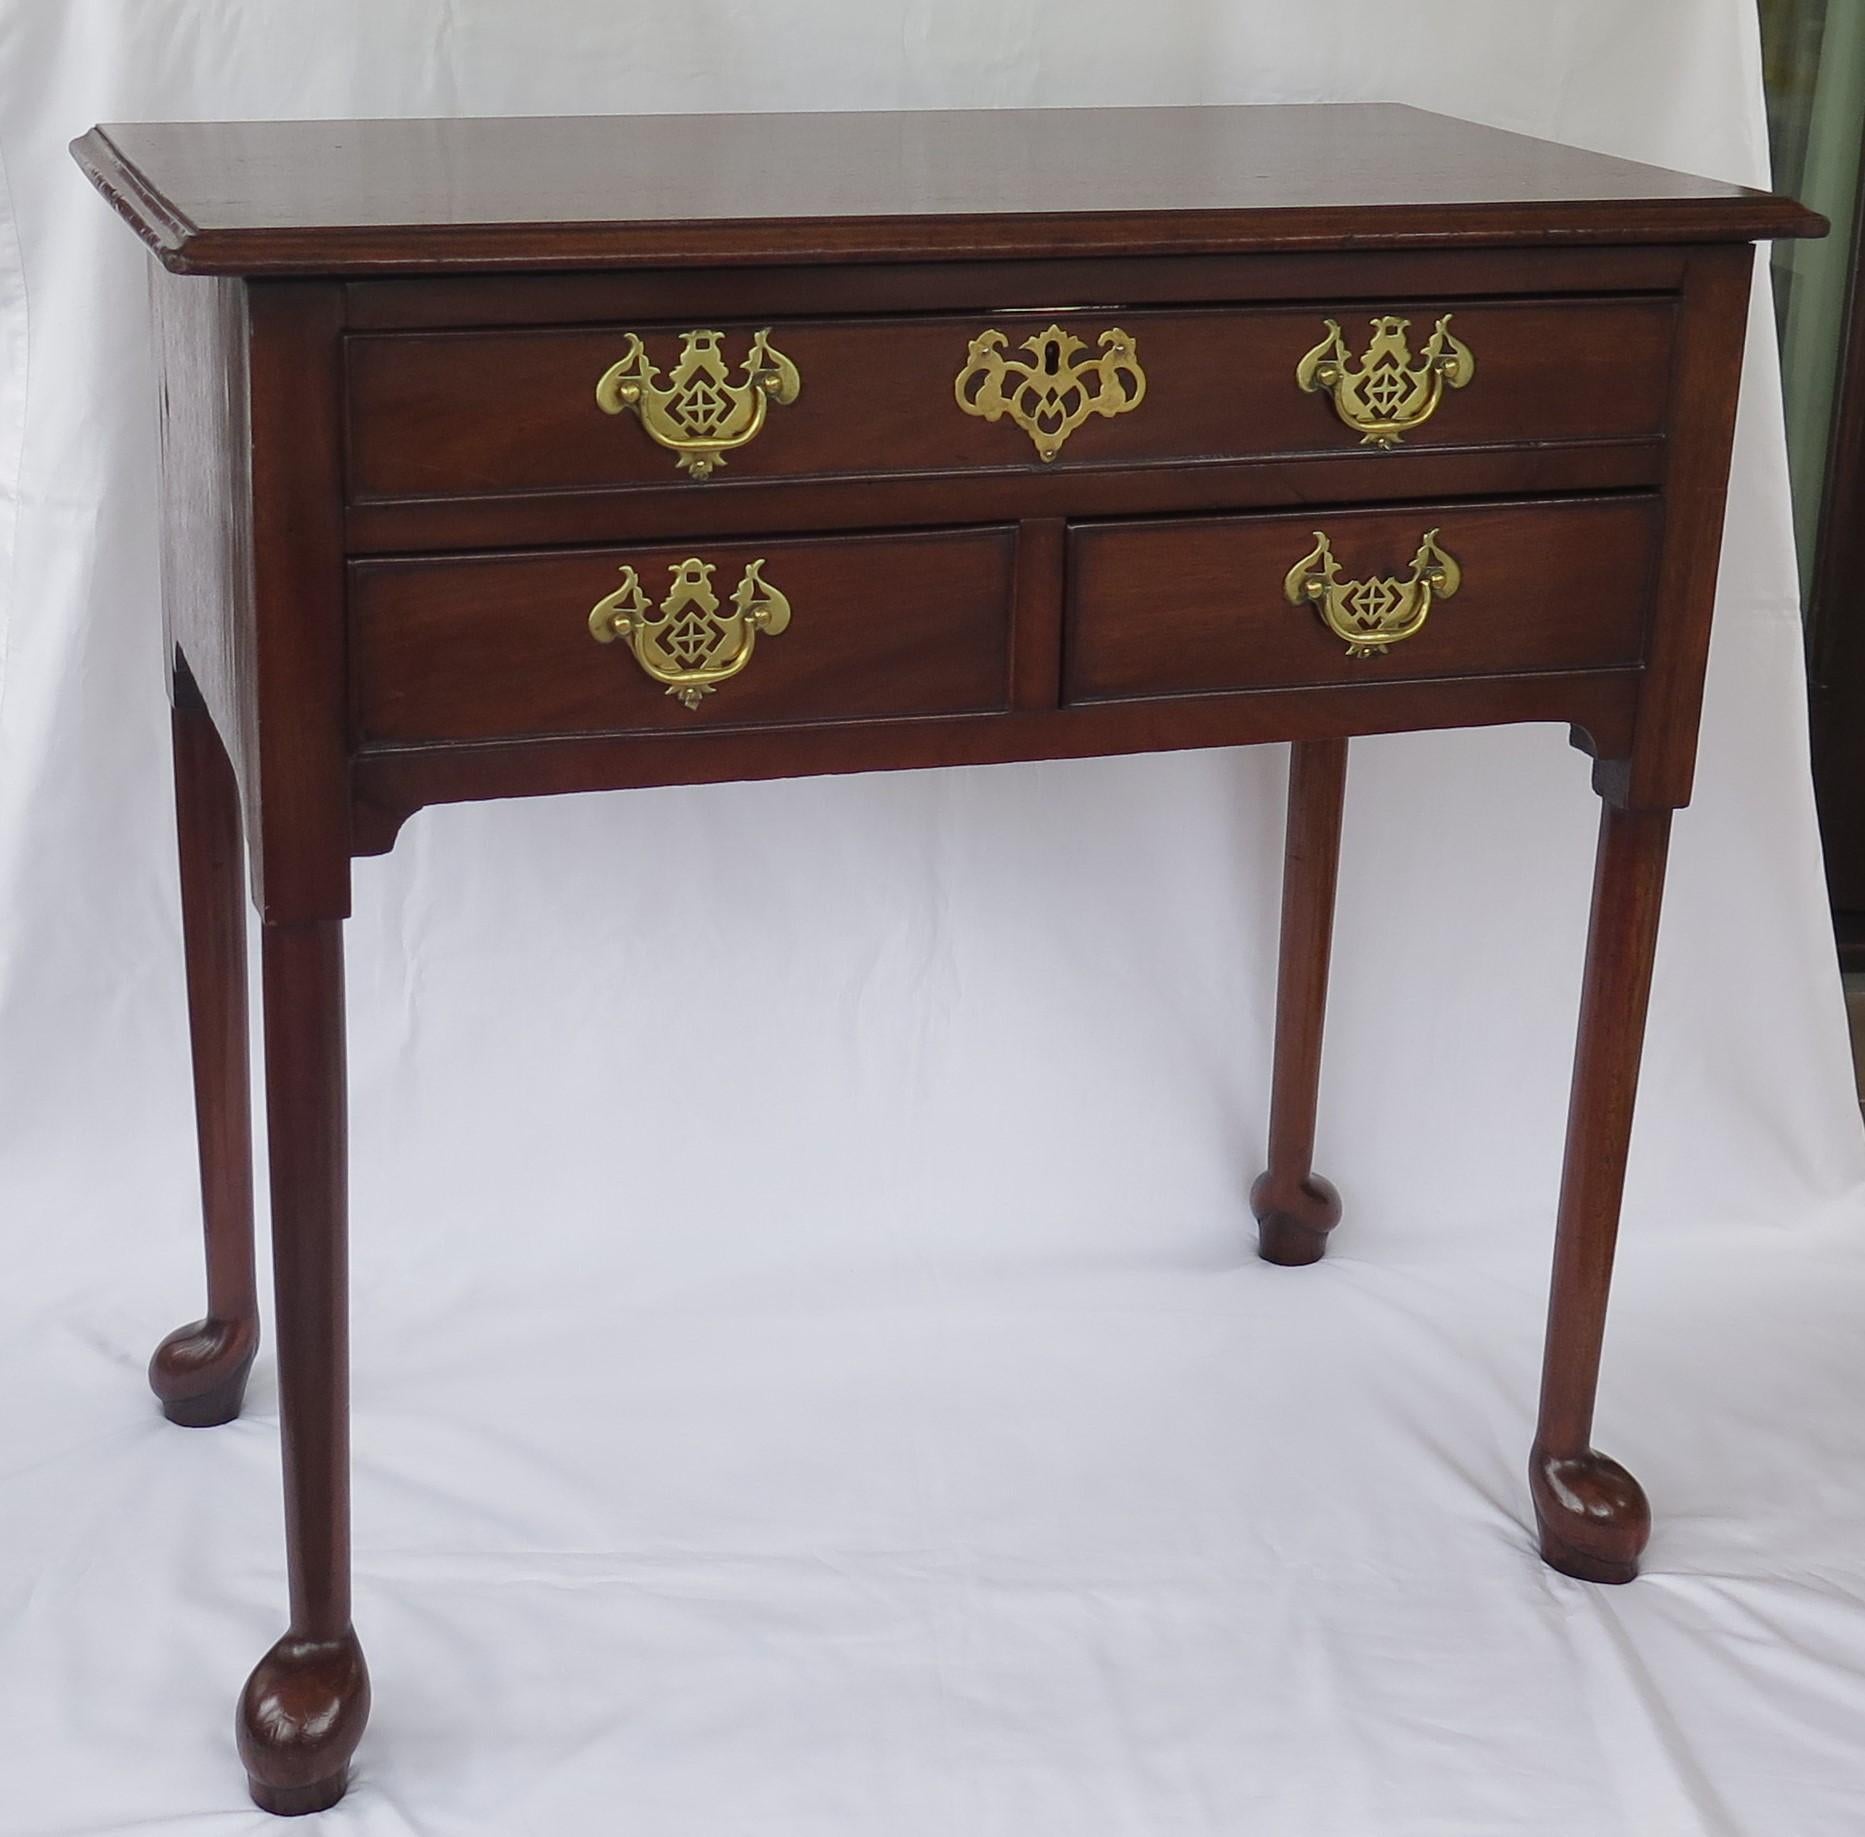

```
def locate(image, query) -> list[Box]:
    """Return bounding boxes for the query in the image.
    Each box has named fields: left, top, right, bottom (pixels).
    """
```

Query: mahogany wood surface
left=1530, top=805, right=1673, bottom=1584
left=245, top=284, right=351, bottom=924
left=349, top=668, right=1645, bottom=858
left=69, top=103, right=1819, bottom=1814
left=238, top=922, right=369, bottom=1816
left=351, top=528, right=1017, bottom=744
left=151, top=270, right=256, bottom=840
left=1065, top=495, right=1661, bottom=702
left=71, top=105, right=1820, bottom=274
left=346, top=297, right=1676, bottom=503
left=342, top=440, right=1673, bottom=562
left=1606, top=246, right=1755, bottom=812
left=339, top=246, right=1696, bottom=330
left=150, top=691, right=259, bottom=1427
left=1250, top=737, right=1348, bottom=1268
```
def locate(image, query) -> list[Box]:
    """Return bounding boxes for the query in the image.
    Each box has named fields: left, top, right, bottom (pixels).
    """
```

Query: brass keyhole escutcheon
left=954, top=321, right=1146, bottom=461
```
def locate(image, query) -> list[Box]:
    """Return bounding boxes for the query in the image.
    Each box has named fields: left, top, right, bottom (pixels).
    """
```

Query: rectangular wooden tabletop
left=71, top=103, right=1822, bottom=275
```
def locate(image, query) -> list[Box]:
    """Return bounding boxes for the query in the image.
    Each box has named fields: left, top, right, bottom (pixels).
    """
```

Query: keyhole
left=1043, top=341, right=1060, bottom=375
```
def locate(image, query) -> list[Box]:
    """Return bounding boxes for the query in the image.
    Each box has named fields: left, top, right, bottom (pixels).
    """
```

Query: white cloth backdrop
left=2, top=3, right=1864, bottom=1833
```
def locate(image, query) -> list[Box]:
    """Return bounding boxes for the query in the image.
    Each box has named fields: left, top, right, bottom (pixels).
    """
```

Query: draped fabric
left=1, top=4, right=1862, bottom=1832
left=1762, top=0, right=1865, bottom=590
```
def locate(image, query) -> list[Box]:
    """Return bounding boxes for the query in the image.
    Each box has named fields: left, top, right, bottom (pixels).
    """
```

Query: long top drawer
left=345, top=296, right=1676, bottom=503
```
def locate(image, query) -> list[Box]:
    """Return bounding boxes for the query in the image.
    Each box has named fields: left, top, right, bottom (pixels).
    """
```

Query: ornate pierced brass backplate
left=1295, top=314, right=1475, bottom=448
left=954, top=322, right=1146, bottom=461
left=1284, top=529, right=1462, bottom=658
left=595, top=329, right=801, bottom=479
left=588, top=557, right=791, bottom=707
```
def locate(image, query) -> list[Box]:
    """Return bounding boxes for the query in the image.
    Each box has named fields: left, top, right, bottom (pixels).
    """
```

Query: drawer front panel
left=346, top=299, right=1675, bottom=501
left=352, top=527, right=1016, bottom=745
left=1065, top=496, right=1661, bottom=702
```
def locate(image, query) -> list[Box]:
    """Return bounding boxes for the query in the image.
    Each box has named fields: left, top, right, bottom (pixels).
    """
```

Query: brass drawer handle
left=588, top=557, right=791, bottom=708
left=954, top=322, right=1146, bottom=461
left=1295, top=313, right=1474, bottom=448
left=1284, top=529, right=1462, bottom=658
left=594, top=328, right=801, bottom=480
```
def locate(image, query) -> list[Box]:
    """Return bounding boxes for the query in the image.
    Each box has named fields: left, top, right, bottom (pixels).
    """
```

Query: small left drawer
left=351, top=527, right=1016, bottom=746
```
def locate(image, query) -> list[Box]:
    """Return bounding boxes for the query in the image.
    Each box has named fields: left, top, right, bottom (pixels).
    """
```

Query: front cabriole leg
left=238, top=920, right=370, bottom=1812
left=1530, top=802, right=1672, bottom=1583
left=1251, top=737, right=1348, bottom=1265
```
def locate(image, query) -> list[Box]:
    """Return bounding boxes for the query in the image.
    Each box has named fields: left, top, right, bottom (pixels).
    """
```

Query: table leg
left=237, top=920, right=370, bottom=1814
left=150, top=696, right=259, bottom=1427
left=1251, top=737, right=1348, bottom=1266
left=1530, top=802, right=1671, bottom=1583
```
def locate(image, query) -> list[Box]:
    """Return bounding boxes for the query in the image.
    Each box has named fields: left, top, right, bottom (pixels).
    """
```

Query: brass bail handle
left=1284, top=529, right=1463, bottom=658
left=595, top=328, right=801, bottom=480
left=588, top=557, right=792, bottom=709
left=1295, top=313, right=1475, bottom=448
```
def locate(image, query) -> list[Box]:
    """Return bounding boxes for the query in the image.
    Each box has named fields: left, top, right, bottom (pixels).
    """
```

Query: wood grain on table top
left=71, top=103, right=1825, bottom=275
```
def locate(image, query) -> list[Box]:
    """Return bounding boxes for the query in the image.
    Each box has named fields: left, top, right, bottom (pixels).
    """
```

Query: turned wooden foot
left=1250, top=1172, right=1342, bottom=1267
left=1253, top=738, right=1347, bottom=1266
left=158, top=690, right=260, bottom=1428
left=1530, top=804, right=1672, bottom=1584
left=238, top=1629, right=370, bottom=1815
left=1530, top=1445, right=1650, bottom=1585
left=150, top=1316, right=258, bottom=1427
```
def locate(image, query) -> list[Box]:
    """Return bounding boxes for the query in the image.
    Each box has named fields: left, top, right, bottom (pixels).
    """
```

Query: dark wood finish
left=245, top=284, right=351, bottom=924
left=70, top=106, right=1820, bottom=276
left=237, top=921, right=369, bottom=1815
left=1251, top=738, right=1348, bottom=1266
left=350, top=528, right=1017, bottom=746
left=73, top=104, right=1819, bottom=1812
left=1604, top=246, right=1755, bottom=813
left=341, top=246, right=1694, bottom=331
left=1065, top=496, right=1661, bottom=703
left=150, top=269, right=354, bottom=923
left=1530, top=805, right=1672, bottom=1584
left=346, top=299, right=1675, bottom=503
left=349, top=668, right=1644, bottom=859
left=344, top=441, right=1670, bottom=562
left=149, top=688, right=259, bottom=1427
left=1808, top=127, right=1865, bottom=919
left=1010, top=519, right=1066, bottom=712
left=151, top=270, right=255, bottom=837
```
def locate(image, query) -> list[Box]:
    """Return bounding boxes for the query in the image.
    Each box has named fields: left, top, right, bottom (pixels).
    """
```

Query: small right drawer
left=1064, top=495, right=1662, bottom=703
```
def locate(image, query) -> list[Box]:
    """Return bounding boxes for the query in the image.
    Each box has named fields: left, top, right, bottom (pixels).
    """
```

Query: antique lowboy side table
left=72, top=105, right=1820, bottom=1814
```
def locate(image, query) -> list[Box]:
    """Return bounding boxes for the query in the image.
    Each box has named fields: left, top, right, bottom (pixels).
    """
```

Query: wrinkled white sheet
left=2, top=3, right=1864, bottom=1832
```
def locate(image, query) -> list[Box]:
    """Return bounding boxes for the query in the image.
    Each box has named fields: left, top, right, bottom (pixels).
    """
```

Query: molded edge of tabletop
left=70, top=109, right=1828, bottom=279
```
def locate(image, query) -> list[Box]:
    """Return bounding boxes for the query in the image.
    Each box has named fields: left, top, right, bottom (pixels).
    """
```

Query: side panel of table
left=153, top=267, right=351, bottom=922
